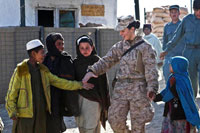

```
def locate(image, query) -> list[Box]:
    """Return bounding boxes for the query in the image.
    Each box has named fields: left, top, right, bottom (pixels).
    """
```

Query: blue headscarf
left=160, top=56, right=200, bottom=129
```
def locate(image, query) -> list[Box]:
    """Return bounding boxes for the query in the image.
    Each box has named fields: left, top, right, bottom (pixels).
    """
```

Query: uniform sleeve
left=88, top=43, right=122, bottom=75
left=5, top=69, right=21, bottom=118
left=162, top=25, right=168, bottom=50
left=142, top=43, right=159, bottom=93
left=48, top=72, right=83, bottom=90
left=165, top=20, right=185, bottom=52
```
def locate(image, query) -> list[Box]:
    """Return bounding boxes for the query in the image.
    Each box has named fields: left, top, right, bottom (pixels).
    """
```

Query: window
left=36, top=8, right=76, bottom=27
left=59, top=10, right=75, bottom=28
left=38, top=10, right=54, bottom=27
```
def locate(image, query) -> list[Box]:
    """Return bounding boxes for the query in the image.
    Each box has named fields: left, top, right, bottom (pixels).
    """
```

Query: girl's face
left=79, top=42, right=93, bottom=57
left=55, top=39, right=64, bottom=52
left=169, top=64, right=174, bottom=73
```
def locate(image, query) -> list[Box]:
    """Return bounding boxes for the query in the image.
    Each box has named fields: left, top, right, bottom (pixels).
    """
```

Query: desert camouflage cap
left=115, top=15, right=134, bottom=31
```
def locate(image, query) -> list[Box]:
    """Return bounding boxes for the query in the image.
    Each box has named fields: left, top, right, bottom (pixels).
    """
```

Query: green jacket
left=5, top=59, right=83, bottom=118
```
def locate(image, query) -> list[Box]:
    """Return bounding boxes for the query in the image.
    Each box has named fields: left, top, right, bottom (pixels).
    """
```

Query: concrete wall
left=0, top=27, right=40, bottom=103
left=44, top=28, right=97, bottom=57
left=0, top=0, right=117, bottom=28
left=0, top=27, right=121, bottom=103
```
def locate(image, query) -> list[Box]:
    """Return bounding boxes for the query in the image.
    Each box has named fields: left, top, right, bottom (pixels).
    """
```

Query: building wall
left=0, top=0, right=20, bottom=26
left=0, top=0, right=117, bottom=28
left=0, top=27, right=121, bottom=103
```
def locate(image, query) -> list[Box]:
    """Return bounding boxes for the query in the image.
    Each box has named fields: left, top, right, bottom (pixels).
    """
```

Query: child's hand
left=11, top=115, right=17, bottom=120
left=160, top=52, right=167, bottom=60
left=82, top=82, right=94, bottom=90
left=147, top=91, right=156, bottom=101
left=82, top=72, right=98, bottom=83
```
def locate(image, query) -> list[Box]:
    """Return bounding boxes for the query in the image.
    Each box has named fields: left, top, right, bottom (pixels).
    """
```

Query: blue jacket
left=163, top=20, right=185, bottom=57
left=165, top=14, right=200, bottom=52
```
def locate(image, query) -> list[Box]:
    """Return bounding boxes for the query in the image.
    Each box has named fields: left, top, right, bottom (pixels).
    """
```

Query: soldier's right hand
left=82, top=72, right=98, bottom=83
left=147, top=91, right=156, bottom=101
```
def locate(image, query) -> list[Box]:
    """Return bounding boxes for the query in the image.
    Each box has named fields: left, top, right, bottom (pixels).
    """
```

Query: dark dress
left=43, top=52, right=79, bottom=133
left=12, top=62, right=47, bottom=133
left=74, top=54, right=110, bottom=129
left=44, top=34, right=80, bottom=133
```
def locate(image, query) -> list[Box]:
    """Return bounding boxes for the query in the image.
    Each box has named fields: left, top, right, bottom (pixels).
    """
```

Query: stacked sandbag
left=146, top=6, right=188, bottom=38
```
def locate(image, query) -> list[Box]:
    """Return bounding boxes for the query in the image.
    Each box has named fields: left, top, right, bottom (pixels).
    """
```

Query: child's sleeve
left=5, top=69, right=21, bottom=118
left=153, top=93, right=163, bottom=102
left=48, top=72, right=83, bottom=91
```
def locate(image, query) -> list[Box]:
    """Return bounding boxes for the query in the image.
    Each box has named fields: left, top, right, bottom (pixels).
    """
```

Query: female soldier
left=82, top=16, right=159, bottom=133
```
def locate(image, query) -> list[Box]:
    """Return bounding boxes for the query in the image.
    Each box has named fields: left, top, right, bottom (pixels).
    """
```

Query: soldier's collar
left=125, top=36, right=142, bottom=46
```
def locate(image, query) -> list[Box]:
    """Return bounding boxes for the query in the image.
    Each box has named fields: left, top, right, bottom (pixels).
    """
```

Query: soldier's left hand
left=147, top=91, right=155, bottom=101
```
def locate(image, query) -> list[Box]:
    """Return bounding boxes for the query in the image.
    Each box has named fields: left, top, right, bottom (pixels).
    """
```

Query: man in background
left=162, top=5, right=185, bottom=83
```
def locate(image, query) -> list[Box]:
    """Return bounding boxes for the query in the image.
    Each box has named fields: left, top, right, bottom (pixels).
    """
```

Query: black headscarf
left=74, top=35, right=110, bottom=129
left=46, top=33, right=64, bottom=57
left=76, top=35, right=97, bottom=59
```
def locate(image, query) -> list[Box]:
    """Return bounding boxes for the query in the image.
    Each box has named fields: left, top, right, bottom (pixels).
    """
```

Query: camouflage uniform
left=88, top=36, right=159, bottom=133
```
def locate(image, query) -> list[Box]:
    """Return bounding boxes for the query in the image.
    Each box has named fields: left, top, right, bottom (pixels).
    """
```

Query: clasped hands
left=82, top=72, right=98, bottom=90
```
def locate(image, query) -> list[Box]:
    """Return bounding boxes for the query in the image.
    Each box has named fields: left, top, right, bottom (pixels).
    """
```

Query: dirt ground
left=1, top=78, right=200, bottom=133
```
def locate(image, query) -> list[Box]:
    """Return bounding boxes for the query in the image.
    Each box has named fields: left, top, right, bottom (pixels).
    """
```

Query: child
left=74, top=35, right=110, bottom=133
left=43, top=33, right=80, bottom=133
left=5, top=39, right=93, bottom=133
left=154, top=56, right=200, bottom=132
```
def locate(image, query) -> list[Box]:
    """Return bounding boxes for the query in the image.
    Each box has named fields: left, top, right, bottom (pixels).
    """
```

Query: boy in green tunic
left=5, top=39, right=94, bottom=133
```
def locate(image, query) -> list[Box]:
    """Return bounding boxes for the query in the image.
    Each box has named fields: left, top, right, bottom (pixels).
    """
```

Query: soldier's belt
left=118, top=78, right=145, bottom=83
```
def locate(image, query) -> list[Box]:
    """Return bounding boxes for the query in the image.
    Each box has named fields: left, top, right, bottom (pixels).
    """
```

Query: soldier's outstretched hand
left=82, top=72, right=98, bottom=83
left=82, top=82, right=94, bottom=90
left=160, top=51, right=168, bottom=60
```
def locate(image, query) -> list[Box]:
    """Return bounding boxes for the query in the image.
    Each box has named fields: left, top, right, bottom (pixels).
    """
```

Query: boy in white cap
left=5, top=39, right=94, bottom=133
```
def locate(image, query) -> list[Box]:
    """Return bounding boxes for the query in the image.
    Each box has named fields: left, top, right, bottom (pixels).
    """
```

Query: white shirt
left=143, top=33, right=163, bottom=64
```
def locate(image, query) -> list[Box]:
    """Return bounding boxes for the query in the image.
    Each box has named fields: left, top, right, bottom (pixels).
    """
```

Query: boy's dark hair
left=27, top=46, right=44, bottom=57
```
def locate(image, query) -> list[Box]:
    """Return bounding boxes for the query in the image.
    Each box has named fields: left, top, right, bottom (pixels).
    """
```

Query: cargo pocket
left=17, top=88, right=28, bottom=108
left=138, top=97, right=154, bottom=123
left=143, top=103, right=154, bottom=123
left=135, top=51, right=145, bottom=74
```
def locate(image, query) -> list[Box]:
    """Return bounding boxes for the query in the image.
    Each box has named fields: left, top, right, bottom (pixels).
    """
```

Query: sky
left=117, top=0, right=192, bottom=25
